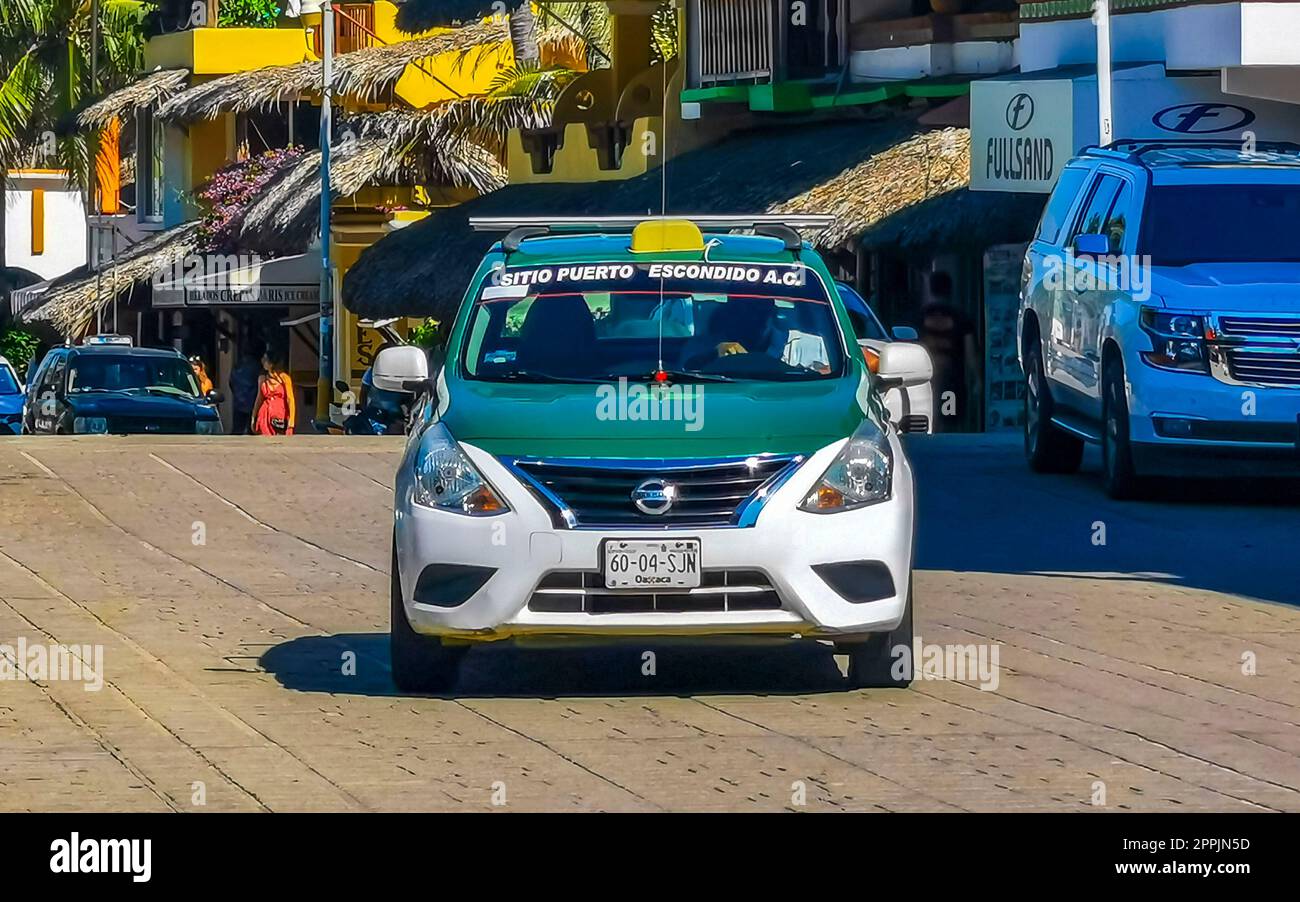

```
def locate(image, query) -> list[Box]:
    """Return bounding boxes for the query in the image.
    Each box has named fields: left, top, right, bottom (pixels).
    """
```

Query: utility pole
left=91, top=0, right=101, bottom=334
left=316, top=1, right=334, bottom=427
left=1095, top=0, right=1114, bottom=146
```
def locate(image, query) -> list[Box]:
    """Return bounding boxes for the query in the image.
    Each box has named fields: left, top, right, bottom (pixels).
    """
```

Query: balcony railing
left=312, top=3, right=377, bottom=57
left=695, top=0, right=775, bottom=85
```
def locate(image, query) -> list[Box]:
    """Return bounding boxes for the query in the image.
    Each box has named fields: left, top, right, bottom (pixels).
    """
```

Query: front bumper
left=1124, top=348, right=1300, bottom=476
left=394, top=440, right=915, bottom=641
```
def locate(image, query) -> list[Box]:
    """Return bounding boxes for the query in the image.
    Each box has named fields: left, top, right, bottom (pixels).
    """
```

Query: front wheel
left=390, top=542, right=466, bottom=694
left=839, top=587, right=914, bottom=690
left=1101, top=357, right=1145, bottom=500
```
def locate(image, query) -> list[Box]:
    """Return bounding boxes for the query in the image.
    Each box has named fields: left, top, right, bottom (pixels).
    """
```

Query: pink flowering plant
left=196, top=146, right=307, bottom=251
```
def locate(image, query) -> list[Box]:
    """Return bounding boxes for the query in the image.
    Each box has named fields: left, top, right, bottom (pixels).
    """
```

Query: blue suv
left=1019, top=142, right=1300, bottom=497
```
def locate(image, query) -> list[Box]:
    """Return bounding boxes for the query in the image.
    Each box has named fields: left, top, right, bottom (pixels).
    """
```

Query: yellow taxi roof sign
left=630, top=219, right=705, bottom=254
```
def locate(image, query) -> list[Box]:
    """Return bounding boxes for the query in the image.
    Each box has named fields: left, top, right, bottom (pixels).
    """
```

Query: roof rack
left=1082, top=140, right=1300, bottom=170
left=471, top=214, right=836, bottom=237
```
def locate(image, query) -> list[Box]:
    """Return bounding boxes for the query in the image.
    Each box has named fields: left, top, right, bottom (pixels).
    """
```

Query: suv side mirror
left=891, top=325, right=919, bottom=342
left=1073, top=233, right=1109, bottom=258
left=206, top=389, right=224, bottom=405
left=877, top=343, right=934, bottom=389
left=373, top=346, right=430, bottom=394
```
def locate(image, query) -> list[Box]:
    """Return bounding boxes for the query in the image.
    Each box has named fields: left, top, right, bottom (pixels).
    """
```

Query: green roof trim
left=1020, top=0, right=1186, bottom=20
left=903, top=81, right=971, bottom=98
left=681, top=78, right=967, bottom=112
left=679, top=85, right=751, bottom=104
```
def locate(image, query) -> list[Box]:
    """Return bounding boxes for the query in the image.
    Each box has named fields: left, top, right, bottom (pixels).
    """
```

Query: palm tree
left=0, top=0, right=150, bottom=276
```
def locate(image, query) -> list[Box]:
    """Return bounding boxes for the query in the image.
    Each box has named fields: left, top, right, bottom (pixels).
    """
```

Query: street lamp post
left=1095, top=0, right=1114, bottom=146
left=317, top=1, right=335, bottom=428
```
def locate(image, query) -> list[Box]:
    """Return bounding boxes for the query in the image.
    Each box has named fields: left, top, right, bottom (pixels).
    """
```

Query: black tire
left=1101, top=356, right=1145, bottom=500
left=390, top=542, right=466, bottom=694
left=1023, top=335, right=1084, bottom=473
left=841, top=586, right=914, bottom=690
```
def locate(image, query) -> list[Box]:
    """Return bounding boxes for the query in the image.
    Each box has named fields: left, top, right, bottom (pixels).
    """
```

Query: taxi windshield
left=0, top=366, right=19, bottom=395
left=462, top=262, right=846, bottom=383
left=68, top=354, right=200, bottom=397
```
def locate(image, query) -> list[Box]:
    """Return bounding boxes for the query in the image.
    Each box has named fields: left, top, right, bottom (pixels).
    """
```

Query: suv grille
left=509, top=455, right=801, bottom=528
left=528, top=569, right=783, bottom=614
left=1225, top=350, right=1300, bottom=386
left=1219, top=317, right=1300, bottom=339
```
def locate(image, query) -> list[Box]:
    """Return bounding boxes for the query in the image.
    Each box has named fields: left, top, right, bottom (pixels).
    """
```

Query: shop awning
left=342, top=118, right=1039, bottom=320
left=152, top=252, right=321, bottom=308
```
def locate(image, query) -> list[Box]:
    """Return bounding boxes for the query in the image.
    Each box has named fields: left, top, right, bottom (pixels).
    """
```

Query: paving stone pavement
left=0, top=434, right=1297, bottom=812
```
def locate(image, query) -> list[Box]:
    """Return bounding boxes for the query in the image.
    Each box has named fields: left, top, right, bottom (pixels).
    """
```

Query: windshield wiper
left=638, top=369, right=734, bottom=383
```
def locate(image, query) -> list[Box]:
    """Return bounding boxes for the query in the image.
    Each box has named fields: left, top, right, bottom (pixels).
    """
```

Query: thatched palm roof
left=18, top=223, right=202, bottom=337
left=235, top=111, right=507, bottom=257
left=155, top=20, right=510, bottom=123
left=344, top=119, right=1042, bottom=320
left=77, top=68, right=190, bottom=130
left=774, top=128, right=969, bottom=248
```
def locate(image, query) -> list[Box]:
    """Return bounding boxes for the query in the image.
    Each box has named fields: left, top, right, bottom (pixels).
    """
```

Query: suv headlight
left=413, top=424, right=508, bottom=516
left=1140, top=308, right=1208, bottom=373
left=195, top=419, right=223, bottom=435
left=799, top=417, right=893, bottom=513
left=73, top=416, right=108, bottom=434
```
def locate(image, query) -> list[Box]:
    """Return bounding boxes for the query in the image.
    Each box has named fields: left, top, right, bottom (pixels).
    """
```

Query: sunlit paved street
left=1, top=434, right=1296, bottom=812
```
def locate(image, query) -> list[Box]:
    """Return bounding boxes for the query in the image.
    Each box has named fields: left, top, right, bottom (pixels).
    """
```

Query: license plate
left=602, top=539, right=701, bottom=590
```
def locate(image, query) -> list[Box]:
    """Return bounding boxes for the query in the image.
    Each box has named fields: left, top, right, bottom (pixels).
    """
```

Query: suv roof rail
left=470, top=214, right=836, bottom=237
left=1081, top=140, right=1300, bottom=170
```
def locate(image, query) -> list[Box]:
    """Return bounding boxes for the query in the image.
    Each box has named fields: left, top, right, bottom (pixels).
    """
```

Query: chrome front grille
left=1225, top=349, right=1300, bottom=386
left=508, top=454, right=802, bottom=528
left=1219, top=316, right=1300, bottom=339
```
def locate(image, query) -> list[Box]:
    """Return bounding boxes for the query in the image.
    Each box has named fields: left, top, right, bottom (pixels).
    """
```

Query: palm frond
left=0, top=53, right=46, bottom=163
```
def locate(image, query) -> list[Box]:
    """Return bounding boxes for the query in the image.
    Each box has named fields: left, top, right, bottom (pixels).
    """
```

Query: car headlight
left=413, top=424, right=508, bottom=516
left=798, top=417, right=893, bottom=513
left=1140, top=308, right=1208, bottom=373
left=195, top=419, right=224, bottom=435
left=73, top=416, right=108, bottom=434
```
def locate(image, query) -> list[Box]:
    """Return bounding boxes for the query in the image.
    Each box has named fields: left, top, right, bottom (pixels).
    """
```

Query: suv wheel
left=1101, top=357, right=1144, bottom=499
left=390, top=542, right=466, bottom=694
left=840, top=587, right=914, bottom=690
left=1023, top=338, right=1083, bottom=473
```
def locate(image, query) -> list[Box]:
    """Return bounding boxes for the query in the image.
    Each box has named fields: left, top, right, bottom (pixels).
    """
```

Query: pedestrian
left=189, top=356, right=214, bottom=396
left=228, top=351, right=260, bottom=435
left=918, top=271, right=980, bottom=432
left=250, top=349, right=296, bottom=436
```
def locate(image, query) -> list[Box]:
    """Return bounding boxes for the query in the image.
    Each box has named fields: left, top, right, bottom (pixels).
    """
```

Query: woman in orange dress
left=250, top=350, right=296, bottom=436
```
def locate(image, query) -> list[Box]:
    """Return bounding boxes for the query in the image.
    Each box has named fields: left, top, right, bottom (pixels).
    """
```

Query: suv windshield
left=462, top=262, right=846, bottom=383
left=68, top=354, right=200, bottom=397
left=0, top=366, right=18, bottom=395
left=1139, top=183, right=1300, bottom=264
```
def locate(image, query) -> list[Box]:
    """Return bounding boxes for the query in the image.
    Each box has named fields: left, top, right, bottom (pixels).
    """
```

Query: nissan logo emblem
left=1152, top=103, right=1256, bottom=134
left=631, top=478, right=677, bottom=516
left=1006, top=93, right=1034, bottom=131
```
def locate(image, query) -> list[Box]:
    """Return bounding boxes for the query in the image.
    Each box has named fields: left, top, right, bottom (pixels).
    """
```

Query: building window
left=137, top=111, right=165, bottom=222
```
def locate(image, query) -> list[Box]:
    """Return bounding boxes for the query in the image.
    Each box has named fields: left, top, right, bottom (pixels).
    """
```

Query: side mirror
left=334, top=379, right=351, bottom=394
left=372, top=345, right=430, bottom=394
left=877, top=342, right=933, bottom=389
left=1073, top=233, right=1109, bottom=258
left=891, top=325, right=919, bottom=342
left=205, top=390, right=224, bottom=405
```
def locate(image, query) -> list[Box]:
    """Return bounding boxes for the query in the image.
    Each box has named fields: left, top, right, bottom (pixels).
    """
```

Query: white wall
left=4, top=173, right=87, bottom=282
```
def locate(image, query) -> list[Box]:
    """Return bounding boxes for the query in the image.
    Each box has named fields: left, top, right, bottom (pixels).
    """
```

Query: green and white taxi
left=376, top=216, right=932, bottom=691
